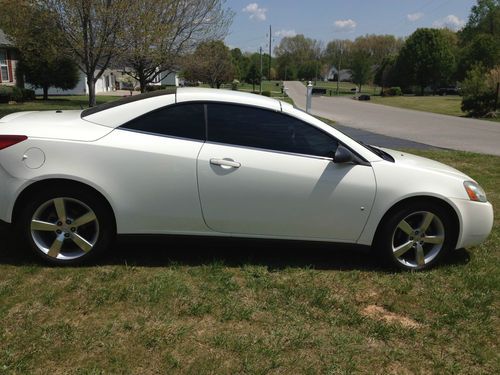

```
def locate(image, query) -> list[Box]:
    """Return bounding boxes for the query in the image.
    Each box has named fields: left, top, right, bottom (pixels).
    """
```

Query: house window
left=0, top=50, right=9, bottom=82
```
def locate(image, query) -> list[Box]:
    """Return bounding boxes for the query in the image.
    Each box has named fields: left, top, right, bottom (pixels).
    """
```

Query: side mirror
left=333, top=145, right=354, bottom=163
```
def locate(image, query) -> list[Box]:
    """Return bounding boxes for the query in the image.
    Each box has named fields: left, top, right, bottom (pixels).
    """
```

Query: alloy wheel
left=391, top=211, right=445, bottom=269
left=30, top=197, right=99, bottom=260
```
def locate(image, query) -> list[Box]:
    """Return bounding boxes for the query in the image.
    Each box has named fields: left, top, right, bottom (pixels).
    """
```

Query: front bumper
left=450, top=198, right=494, bottom=249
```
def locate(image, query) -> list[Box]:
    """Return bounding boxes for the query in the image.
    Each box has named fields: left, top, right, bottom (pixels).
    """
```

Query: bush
left=382, top=87, right=402, bottom=96
left=0, top=85, right=23, bottom=103
left=231, top=79, right=239, bottom=91
left=21, top=88, right=35, bottom=101
left=461, top=65, right=498, bottom=117
left=461, top=91, right=497, bottom=117
left=261, top=90, right=271, bottom=97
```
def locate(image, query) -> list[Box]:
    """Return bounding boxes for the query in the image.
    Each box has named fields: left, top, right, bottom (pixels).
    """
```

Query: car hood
left=0, top=110, right=113, bottom=142
left=381, top=148, right=472, bottom=181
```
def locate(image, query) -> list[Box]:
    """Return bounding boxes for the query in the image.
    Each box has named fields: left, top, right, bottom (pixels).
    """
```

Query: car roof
left=176, top=87, right=282, bottom=112
left=82, top=87, right=282, bottom=128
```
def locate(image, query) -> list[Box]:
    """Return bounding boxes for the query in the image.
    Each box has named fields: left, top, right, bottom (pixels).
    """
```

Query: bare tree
left=122, top=0, right=233, bottom=92
left=183, top=40, right=234, bottom=88
left=40, top=0, right=127, bottom=106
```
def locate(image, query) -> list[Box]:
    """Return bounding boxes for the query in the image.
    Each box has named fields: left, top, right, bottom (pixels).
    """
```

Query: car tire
left=374, top=201, right=456, bottom=271
left=16, top=186, right=115, bottom=265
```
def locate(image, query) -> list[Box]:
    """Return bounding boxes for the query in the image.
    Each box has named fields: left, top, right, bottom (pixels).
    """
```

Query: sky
left=225, top=0, right=477, bottom=53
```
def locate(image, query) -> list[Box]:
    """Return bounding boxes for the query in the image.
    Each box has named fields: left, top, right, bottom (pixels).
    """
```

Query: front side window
left=207, top=103, right=338, bottom=157
left=0, top=50, right=9, bottom=82
left=120, top=103, right=205, bottom=141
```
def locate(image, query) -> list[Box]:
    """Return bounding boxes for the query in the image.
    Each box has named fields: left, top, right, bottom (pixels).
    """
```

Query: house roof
left=0, top=29, right=13, bottom=47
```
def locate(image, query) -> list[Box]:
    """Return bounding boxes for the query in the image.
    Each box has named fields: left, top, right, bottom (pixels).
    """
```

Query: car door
left=197, top=103, right=377, bottom=242
left=100, top=102, right=208, bottom=234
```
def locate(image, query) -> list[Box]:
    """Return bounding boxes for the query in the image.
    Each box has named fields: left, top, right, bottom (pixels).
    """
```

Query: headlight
left=464, top=181, right=487, bottom=202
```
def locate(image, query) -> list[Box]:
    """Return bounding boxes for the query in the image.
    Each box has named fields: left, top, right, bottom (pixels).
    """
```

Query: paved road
left=284, top=81, right=500, bottom=155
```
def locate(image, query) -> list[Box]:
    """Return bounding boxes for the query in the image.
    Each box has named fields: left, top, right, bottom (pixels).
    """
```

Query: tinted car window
left=120, top=103, right=205, bottom=140
left=207, top=103, right=338, bottom=157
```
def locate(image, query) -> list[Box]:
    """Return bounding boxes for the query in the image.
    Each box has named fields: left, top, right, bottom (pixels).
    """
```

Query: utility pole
left=337, top=42, right=342, bottom=96
left=268, top=25, right=272, bottom=81
left=259, top=46, right=263, bottom=94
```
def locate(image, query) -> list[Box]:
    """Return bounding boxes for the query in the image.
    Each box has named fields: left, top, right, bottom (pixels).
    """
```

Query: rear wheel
left=375, top=202, right=456, bottom=271
left=16, top=187, right=115, bottom=265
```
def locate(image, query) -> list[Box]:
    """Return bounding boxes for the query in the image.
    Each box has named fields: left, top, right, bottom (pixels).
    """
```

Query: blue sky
left=225, top=0, right=477, bottom=53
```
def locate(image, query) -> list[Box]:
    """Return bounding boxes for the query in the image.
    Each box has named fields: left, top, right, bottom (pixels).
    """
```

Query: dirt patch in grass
left=362, top=305, right=422, bottom=329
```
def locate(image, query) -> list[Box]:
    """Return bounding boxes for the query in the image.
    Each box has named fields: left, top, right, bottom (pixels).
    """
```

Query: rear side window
left=207, top=103, right=338, bottom=157
left=120, top=103, right=205, bottom=140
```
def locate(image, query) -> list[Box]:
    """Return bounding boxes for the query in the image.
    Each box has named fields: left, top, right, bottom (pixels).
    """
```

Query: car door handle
left=210, top=158, right=241, bottom=168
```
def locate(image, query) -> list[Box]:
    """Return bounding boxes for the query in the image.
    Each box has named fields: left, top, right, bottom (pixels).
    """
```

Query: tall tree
left=40, top=0, right=127, bottom=106
left=122, top=0, right=233, bottom=92
left=324, top=39, right=353, bottom=73
left=0, top=0, right=79, bottom=99
left=350, top=50, right=373, bottom=92
left=396, top=28, right=455, bottom=95
left=458, top=0, right=500, bottom=79
left=183, top=40, right=234, bottom=88
left=352, top=34, right=404, bottom=65
left=274, top=34, right=323, bottom=80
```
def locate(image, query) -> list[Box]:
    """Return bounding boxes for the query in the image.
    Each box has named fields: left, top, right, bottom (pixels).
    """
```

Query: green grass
left=0, top=150, right=499, bottom=374
left=371, top=95, right=500, bottom=123
left=371, top=95, right=466, bottom=117
left=305, top=80, right=380, bottom=96
left=0, top=95, right=124, bottom=119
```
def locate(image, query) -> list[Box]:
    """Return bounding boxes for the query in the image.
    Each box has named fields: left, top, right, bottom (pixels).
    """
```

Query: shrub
left=382, top=87, right=402, bottom=96
left=461, top=65, right=498, bottom=117
left=0, top=85, right=23, bottom=103
left=261, top=90, right=271, bottom=97
left=231, top=79, right=239, bottom=91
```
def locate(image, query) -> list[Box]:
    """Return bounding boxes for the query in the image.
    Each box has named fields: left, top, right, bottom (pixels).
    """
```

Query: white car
left=0, top=88, right=494, bottom=270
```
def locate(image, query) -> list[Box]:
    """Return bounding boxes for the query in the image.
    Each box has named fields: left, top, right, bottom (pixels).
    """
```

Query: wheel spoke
left=72, top=233, right=93, bottom=253
left=73, top=211, right=97, bottom=227
left=423, top=235, right=444, bottom=244
left=393, top=241, right=413, bottom=258
left=47, top=237, right=64, bottom=258
left=53, top=198, right=67, bottom=221
left=31, top=220, right=58, bottom=232
left=415, top=243, right=425, bottom=266
left=420, top=212, right=435, bottom=232
left=398, top=220, right=414, bottom=235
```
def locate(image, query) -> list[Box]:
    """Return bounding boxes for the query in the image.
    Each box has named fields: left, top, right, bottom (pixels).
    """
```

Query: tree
left=0, top=1, right=79, bottom=99
left=396, top=28, right=455, bottom=95
left=40, top=0, right=128, bottom=107
left=461, top=64, right=498, bottom=116
left=350, top=50, right=373, bottom=92
left=352, top=34, right=403, bottom=66
left=458, top=1, right=500, bottom=78
left=374, top=55, right=398, bottom=89
left=274, top=35, right=323, bottom=80
left=183, top=40, right=234, bottom=88
left=19, top=58, right=79, bottom=100
left=245, top=61, right=260, bottom=92
left=231, top=48, right=250, bottom=81
left=122, top=0, right=233, bottom=93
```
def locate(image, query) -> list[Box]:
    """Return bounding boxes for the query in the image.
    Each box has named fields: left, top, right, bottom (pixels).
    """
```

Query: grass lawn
left=0, top=150, right=498, bottom=374
left=371, top=95, right=465, bottom=117
left=370, top=95, right=500, bottom=123
left=306, top=80, right=380, bottom=96
left=0, top=96, right=123, bottom=119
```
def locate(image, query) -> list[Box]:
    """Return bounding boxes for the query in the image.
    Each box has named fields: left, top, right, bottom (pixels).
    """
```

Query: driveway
left=284, top=81, right=500, bottom=156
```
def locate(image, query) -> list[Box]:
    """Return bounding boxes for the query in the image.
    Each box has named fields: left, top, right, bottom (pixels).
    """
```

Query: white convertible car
left=0, top=88, right=494, bottom=270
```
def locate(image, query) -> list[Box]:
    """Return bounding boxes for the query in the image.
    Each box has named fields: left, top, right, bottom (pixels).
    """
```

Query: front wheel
left=374, top=202, right=456, bottom=271
left=16, top=187, right=115, bottom=265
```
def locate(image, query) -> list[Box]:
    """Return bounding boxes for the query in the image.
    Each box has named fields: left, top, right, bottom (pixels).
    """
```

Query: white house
left=324, top=66, right=352, bottom=82
left=31, top=69, right=180, bottom=96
